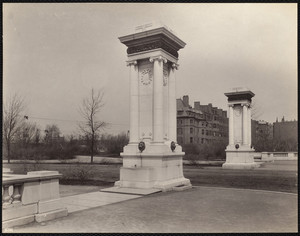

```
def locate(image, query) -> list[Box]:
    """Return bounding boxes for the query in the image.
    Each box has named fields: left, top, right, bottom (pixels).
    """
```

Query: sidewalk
left=9, top=186, right=297, bottom=233
left=61, top=191, right=142, bottom=213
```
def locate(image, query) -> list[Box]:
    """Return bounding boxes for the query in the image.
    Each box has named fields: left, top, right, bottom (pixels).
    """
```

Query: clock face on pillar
left=140, top=68, right=153, bottom=85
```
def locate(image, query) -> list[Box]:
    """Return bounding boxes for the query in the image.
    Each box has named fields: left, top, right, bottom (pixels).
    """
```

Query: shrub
left=100, top=133, right=129, bottom=155
left=182, top=141, right=227, bottom=163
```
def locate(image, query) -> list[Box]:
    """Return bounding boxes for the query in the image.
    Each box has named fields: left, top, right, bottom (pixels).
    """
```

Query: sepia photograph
left=2, top=2, right=297, bottom=233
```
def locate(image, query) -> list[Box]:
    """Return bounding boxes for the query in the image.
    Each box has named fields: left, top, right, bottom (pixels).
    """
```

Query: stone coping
left=119, top=26, right=186, bottom=48
left=121, top=153, right=185, bottom=158
left=2, top=173, right=62, bottom=185
left=261, top=152, right=297, bottom=154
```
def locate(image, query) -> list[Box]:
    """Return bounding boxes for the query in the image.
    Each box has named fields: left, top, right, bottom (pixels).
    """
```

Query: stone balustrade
left=261, top=152, right=298, bottom=161
left=2, top=170, right=68, bottom=229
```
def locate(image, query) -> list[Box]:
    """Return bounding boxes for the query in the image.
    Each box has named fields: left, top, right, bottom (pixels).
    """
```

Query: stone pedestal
left=114, top=22, right=191, bottom=191
left=115, top=142, right=190, bottom=191
left=223, top=88, right=258, bottom=169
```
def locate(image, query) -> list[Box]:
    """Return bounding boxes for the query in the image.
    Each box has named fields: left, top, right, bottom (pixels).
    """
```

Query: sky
left=3, top=3, right=297, bottom=136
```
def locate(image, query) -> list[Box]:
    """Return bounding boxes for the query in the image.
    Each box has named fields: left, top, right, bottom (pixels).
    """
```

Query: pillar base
left=223, top=148, right=259, bottom=169
left=116, top=142, right=191, bottom=191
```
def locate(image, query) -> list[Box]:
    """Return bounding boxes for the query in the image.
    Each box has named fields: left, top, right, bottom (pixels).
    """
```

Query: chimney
left=183, top=95, right=189, bottom=107
left=194, top=101, right=200, bottom=110
left=208, top=103, right=212, bottom=113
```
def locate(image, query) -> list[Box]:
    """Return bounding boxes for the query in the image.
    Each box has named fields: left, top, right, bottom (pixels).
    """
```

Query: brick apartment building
left=176, top=95, right=228, bottom=145
left=273, top=117, right=298, bottom=143
left=251, top=120, right=274, bottom=144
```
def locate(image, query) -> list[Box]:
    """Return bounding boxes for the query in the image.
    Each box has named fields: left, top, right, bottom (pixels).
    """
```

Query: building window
left=190, top=137, right=193, bottom=143
left=206, top=130, right=208, bottom=135
left=202, top=122, right=204, bottom=126
left=202, top=129, right=204, bottom=135
left=190, top=119, right=193, bottom=124
left=213, top=124, right=216, bottom=128
left=180, top=120, right=183, bottom=124
left=178, top=137, right=183, bottom=144
left=214, top=116, right=217, bottom=121
left=190, top=128, right=193, bottom=134
left=201, top=138, right=204, bottom=144
left=177, top=128, right=182, bottom=135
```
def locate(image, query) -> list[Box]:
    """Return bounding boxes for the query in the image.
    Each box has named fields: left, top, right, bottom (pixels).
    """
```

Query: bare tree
left=44, top=124, right=61, bottom=145
left=17, top=122, right=39, bottom=147
left=78, top=88, right=107, bottom=163
left=3, top=94, right=25, bottom=163
left=251, top=100, right=263, bottom=120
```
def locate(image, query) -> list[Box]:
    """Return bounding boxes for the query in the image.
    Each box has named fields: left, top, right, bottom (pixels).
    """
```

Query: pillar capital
left=241, top=103, right=250, bottom=107
left=228, top=104, right=234, bottom=108
left=126, top=60, right=138, bottom=66
left=171, top=63, right=179, bottom=70
left=149, top=56, right=168, bottom=63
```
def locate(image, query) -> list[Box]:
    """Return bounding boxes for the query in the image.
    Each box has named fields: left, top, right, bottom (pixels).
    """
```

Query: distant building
left=273, top=118, right=298, bottom=143
left=251, top=120, right=273, bottom=151
left=177, top=95, right=228, bottom=145
left=252, top=120, right=273, bottom=144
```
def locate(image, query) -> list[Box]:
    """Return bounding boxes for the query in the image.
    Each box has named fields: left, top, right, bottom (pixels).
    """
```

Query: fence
left=261, top=152, right=298, bottom=161
left=2, top=170, right=68, bottom=229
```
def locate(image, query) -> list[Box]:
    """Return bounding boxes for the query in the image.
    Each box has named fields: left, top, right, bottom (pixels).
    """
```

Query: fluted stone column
left=168, top=63, right=178, bottom=142
left=128, top=60, right=139, bottom=143
left=150, top=56, right=166, bottom=143
left=242, top=104, right=248, bottom=145
left=248, top=104, right=252, bottom=147
left=229, top=105, right=234, bottom=146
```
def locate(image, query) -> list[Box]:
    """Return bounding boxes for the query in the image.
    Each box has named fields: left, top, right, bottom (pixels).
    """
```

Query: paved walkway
left=61, top=191, right=142, bottom=213
left=9, top=186, right=297, bottom=233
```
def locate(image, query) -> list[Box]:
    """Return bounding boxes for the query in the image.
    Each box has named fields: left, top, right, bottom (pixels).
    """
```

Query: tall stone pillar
left=223, top=88, right=258, bottom=169
left=248, top=105, right=252, bottom=147
left=168, top=64, right=178, bottom=143
left=242, top=104, right=248, bottom=145
left=111, top=22, right=191, bottom=192
left=128, top=60, right=139, bottom=143
left=228, top=104, right=234, bottom=146
left=151, top=57, right=165, bottom=143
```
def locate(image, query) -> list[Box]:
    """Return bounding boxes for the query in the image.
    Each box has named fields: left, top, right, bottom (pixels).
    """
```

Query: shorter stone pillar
left=223, top=88, right=258, bottom=169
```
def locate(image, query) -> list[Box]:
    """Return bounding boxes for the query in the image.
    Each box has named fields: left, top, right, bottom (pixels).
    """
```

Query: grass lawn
left=3, top=160, right=297, bottom=194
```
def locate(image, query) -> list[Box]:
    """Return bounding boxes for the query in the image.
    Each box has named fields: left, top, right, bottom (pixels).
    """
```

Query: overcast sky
left=3, top=3, right=297, bottom=136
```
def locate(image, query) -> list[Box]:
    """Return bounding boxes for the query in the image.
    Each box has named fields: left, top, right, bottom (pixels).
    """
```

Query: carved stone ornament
left=234, top=107, right=242, bottom=117
left=163, top=69, right=168, bottom=86
left=140, top=68, right=153, bottom=85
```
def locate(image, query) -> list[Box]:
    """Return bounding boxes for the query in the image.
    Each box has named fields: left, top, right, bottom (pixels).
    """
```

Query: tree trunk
left=7, top=141, right=11, bottom=164
left=91, top=133, right=94, bottom=164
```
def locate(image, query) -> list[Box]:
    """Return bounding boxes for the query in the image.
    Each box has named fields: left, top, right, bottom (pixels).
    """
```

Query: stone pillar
left=248, top=104, right=252, bottom=147
left=223, top=88, right=257, bottom=169
left=229, top=105, right=234, bottom=146
left=151, top=56, right=165, bottom=143
left=116, top=23, right=191, bottom=190
left=128, top=60, right=139, bottom=143
left=242, top=104, right=248, bottom=145
left=168, top=63, right=178, bottom=142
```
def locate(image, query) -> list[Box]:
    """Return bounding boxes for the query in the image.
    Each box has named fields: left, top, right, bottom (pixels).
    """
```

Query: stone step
left=172, top=185, right=192, bottom=191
